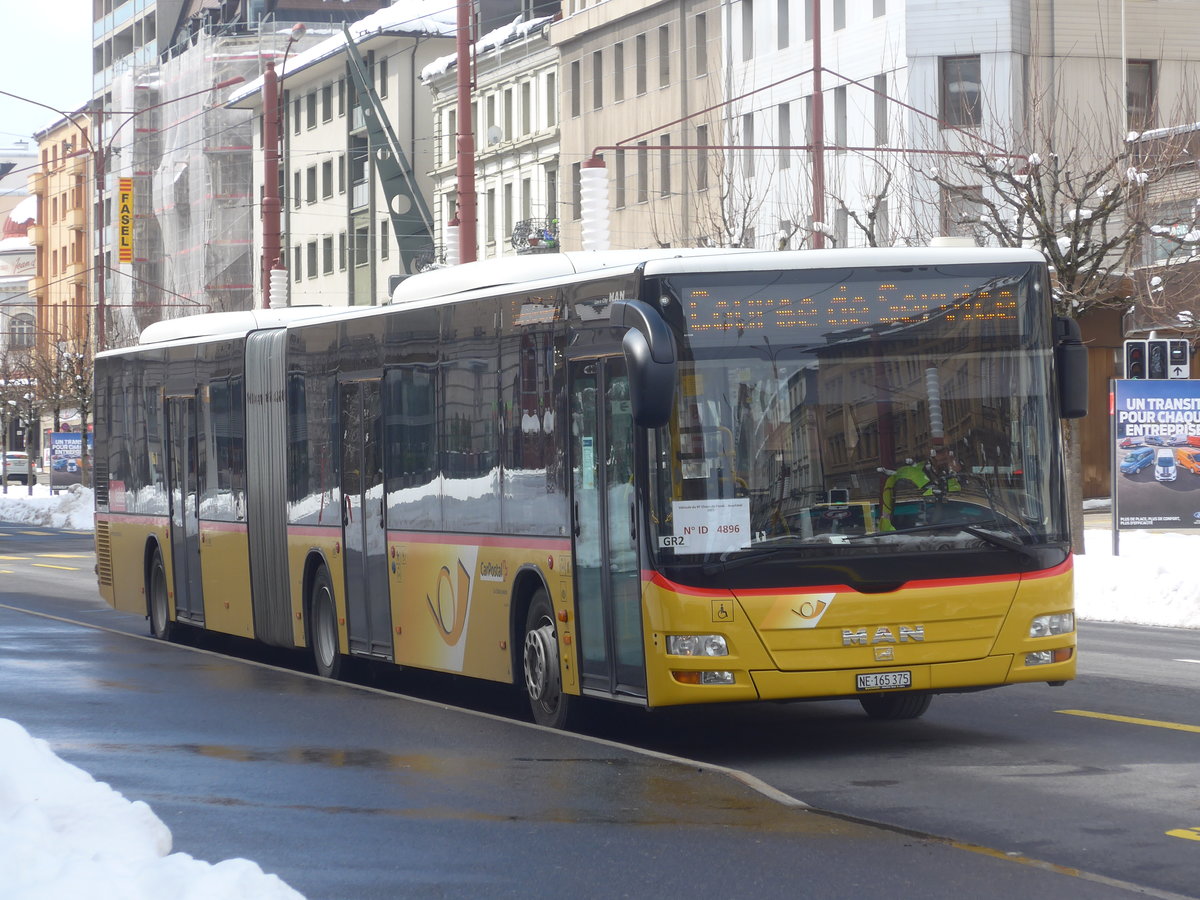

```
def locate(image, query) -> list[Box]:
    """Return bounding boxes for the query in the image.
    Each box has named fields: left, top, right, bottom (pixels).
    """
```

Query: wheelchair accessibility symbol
left=711, top=599, right=734, bottom=623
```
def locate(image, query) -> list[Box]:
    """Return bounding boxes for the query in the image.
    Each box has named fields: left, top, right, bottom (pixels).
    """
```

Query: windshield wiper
left=842, top=520, right=1041, bottom=562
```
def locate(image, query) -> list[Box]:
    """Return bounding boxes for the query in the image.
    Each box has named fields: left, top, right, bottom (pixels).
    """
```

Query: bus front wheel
left=522, top=590, right=574, bottom=729
left=148, top=549, right=173, bottom=642
left=859, top=691, right=932, bottom=720
left=310, top=566, right=343, bottom=680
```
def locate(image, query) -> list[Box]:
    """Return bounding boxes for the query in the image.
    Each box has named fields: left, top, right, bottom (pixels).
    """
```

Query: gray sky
left=0, top=1, right=93, bottom=145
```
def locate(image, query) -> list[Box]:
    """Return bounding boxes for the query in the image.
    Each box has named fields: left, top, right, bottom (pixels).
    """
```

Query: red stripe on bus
left=387, top=531, right=571, bottom=551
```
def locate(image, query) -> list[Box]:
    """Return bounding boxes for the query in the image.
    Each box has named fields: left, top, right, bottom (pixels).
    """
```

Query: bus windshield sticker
left=669, top=499, right=751, bottom=554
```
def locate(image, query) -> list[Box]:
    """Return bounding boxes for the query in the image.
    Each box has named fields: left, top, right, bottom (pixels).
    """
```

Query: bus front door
left=339, top=380, right=392, bottom=659
left=166, top=396, right=203, bottom=625
left=569, top=357, right=646, bottom=699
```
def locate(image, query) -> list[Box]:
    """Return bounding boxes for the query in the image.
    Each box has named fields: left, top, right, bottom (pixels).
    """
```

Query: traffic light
left=1124, top=339, right=1146, bottom=379
left=1148, top=339, right=1169, bottom=379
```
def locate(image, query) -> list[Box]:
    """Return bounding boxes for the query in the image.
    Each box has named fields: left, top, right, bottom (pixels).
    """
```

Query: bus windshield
left=647, top=261, right=1068, bottom=575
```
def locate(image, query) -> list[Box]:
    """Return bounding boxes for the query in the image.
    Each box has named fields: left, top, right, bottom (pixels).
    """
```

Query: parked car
left=1175, top=447, right=1200, bottom=475
left=1155, top=448, right=1178, bottom=482
left=2, top=451, right=36, bottom=485
left=1120, top=446, right=1156, bottom=475
left=1119, top=437, right=1143, bottom=449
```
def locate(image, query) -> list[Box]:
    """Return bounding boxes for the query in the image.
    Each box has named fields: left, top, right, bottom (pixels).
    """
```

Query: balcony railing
left=27, top=224, right=44, bottom=246
left=510, top=218, right=560, bottom=254
left=350, top=180, right=370, bottom=210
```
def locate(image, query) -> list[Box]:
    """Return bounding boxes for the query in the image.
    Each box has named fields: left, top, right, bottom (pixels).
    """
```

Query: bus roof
left=134, top=307, right=343, bottom=346
left=387, top=248, right=751, bottom=305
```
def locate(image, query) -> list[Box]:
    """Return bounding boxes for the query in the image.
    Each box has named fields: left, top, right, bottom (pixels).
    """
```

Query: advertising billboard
left=49, top=432, right=92, bottom=490
left=1112, top=379, right=1200, bottom=530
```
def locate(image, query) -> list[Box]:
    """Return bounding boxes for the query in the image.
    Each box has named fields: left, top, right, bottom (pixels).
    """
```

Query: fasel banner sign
left=117, top=178, right=134, bottom=263
left=1112, top=379, right=1200, bottom=530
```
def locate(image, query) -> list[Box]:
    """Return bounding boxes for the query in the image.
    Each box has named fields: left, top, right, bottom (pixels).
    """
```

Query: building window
left=659, top=26, right=670, bottom=87
left=778, top=0, right=789, bottom=50
left=306, top=166, right=317, bottom=204
left=12, top=313, right=34, bottom=348
left=696, top=125, right=709, bottom=191
left=306, top=92, right=317, bottom=130
left=338, top=155, right=346, bottom=194
left=940, top=185, right=984, bottom=241
left=307, top=241, right=318, bottom=278
left=636, top=34, right=647, bottom=95
left=660, top=134, right=671, bottom=196
left=571, top=60, right=581, bottom=117
left=874, top=74, right=888, bottom=145
left=940, top=55, right=982, bottom=128
left=379, top=55, right=388, bottom=98
left=339, top=231, right=347, bottom=270
left=571, top=164, right=581, bottom=221
left=614, top=43, right=625, bottom=101
left=637, top=141, right=649, bottom=203
left=521, top=81, right=531, bottom=135
left=833, top=0, right=845, bottom=30
left=322, top=84, right=333, bottom=122
left=546, top=73, right=557, bottom=127
left=804, top=0, right=813, bottom=40
left=742, top=0, right=754, bottom=60
left=834, top=86, right=847, bottom=151
left=743, top=113, right=755, bottom=177
left=486, top=187, right=496, bottom=242
left=292, top=246, right=302, bottom=281
left=321, top=160, right=333, bottom=198
left=338, top=79, right=345, bottom=116
left=778, top=103, right=791, bottom=169
left=381, top=220, right=390, bottom=259
left=355, top=226, right=370, bottom=267
left=615, top=149, right=626, bottom=209
left=322, top=236, right=334, bottom=274
left=292, top=97, right=301, bottom=134
left=292, top=171, right=301, bottom=209
left=874, top=0, right=886, bottom=16
left=695, top=15, right=707, bottom=75
left=593, top=51, right=603, bottom=109
left=1128, top=60, right=1156, bottom=131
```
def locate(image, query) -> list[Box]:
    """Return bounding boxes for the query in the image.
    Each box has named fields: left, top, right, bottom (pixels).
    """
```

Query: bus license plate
left=856, top=671, right=911, bottom=691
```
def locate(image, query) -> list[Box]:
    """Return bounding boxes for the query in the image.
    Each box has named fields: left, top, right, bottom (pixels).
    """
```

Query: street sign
left=1169, top=339, right=1191, bottom=379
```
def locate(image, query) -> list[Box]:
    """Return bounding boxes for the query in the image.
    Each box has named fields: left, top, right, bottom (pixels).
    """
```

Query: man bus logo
left=842, top=625, right=925, bottom=646
left=428, top=560, right=471, bottom=645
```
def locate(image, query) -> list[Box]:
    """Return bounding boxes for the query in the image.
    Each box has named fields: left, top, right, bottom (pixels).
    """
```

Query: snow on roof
left=420, top=16, right=553, bottom=83
left=227, top=1, right=456, bottom=105
left=8, top=195, right=36, bottom=225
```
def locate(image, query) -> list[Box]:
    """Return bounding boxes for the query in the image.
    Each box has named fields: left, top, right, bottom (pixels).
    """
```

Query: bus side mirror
left=1054, top=315, right=1088, bottom=419
left=610, top=300, right=676, bottom=428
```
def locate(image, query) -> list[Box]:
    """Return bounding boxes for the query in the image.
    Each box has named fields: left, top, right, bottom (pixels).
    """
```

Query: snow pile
left=0, top=719, right=304, bottom=900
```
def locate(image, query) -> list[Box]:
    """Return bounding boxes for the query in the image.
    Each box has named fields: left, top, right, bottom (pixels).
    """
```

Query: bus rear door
left=569, top=357, right=646, bottom=699
left=166, top=395, right=204, bottom=625
left=339, top=379, right=392, bottom=659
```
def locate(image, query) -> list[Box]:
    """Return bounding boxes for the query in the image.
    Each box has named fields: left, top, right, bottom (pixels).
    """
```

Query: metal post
left=455, top=0, right=478, bottom=262
left=811, top=0, right=826, bottom=249
left=262, top=60, right=282, bottom=309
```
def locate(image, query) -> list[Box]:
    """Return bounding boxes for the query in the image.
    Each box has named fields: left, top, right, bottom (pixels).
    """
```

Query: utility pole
left=455, top=0, right=478, bottom=262
left=261, top=60, right=282, bottom=308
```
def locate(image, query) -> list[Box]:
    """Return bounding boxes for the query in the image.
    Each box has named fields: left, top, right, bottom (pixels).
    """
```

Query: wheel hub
left=523, top=621, right=558, bottom=703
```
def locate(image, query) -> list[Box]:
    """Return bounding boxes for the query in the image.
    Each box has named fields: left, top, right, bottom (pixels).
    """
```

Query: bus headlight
left=666, top=634, right=729, bottom=657
left=1029, top=613, right=1074, bottom=638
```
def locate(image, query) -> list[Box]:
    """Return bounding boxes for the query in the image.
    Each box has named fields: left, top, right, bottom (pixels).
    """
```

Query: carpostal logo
left=479, top=560, right=507, bottom=583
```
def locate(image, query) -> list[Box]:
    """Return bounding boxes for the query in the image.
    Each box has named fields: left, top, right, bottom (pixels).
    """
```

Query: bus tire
left=522, top=589, right=574, bottom=729
left=148, top=548, right=173, bottom=642
left=310, top=566, right=342, bottom=680
left=859, top=691, right=932, bottom=720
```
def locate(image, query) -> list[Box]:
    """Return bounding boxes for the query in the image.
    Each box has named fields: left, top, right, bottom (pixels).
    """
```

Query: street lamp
left=1, top=76, right=245, bottom=350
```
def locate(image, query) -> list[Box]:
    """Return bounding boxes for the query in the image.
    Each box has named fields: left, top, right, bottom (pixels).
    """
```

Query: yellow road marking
left=1166, top=827, right=1200, bottom=842
left=19, top=531, right=53, bottom=536
left=1058, top=709, right=1200, bottom=734
left=32, top=563, right=79, bottom=571
left=0, top=555, right=30, bottom=560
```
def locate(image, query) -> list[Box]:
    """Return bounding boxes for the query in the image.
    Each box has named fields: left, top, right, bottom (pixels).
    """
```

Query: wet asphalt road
left=0, top=524, right=1184, bottom=899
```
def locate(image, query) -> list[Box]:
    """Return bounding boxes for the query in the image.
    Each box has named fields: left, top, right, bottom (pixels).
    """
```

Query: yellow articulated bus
left=93, top=246, right=1087, bottom=727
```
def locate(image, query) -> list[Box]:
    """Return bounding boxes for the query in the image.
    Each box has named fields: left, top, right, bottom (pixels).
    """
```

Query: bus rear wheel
left=148, top=549, right=173, bottom=642
left=859, top=691, right=932, bottom=720
left=310, top=566, right=342, bottom=680
left=522, top=590, right=574, bottom=729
